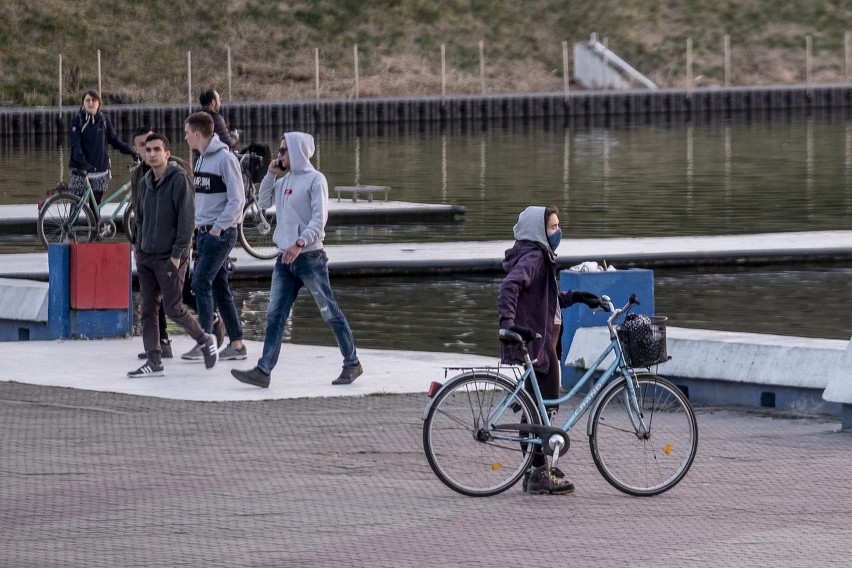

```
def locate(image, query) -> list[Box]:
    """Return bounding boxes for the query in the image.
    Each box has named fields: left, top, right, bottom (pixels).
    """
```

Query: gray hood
left=282, top=131, right=316, bottom=174
left=512, top=206, right=549, bottom=248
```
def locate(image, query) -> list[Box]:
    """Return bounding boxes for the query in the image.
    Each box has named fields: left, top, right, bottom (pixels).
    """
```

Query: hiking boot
left=525, top=466, right=575, bottom=495
left=219, top=343, right=248, bottom=360
left=213, top=314, right=226, bottom=348
left=138, top=340, right=172, bottom=360
left=127, top=361, right=165, bottom=378
left=231, top=367, right=271, bottom=388
left=202, top=334, right=218, bottom=369
left=332, top=362, right=363, bottom=385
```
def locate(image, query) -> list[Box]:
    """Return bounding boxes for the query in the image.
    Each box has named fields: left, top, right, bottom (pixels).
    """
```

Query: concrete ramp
left=574, top=32, right=658, bottom=90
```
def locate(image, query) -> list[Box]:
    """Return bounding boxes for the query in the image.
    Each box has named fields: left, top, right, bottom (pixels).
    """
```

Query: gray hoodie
left=258, top=132, right=327, bottom=252
left=192, top=134, right=245, bottom=231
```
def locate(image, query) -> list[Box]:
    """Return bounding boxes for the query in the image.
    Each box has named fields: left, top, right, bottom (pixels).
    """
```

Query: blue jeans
left=258, top=249, right=358, bottom=374
left=192, top=228, right=243, bottom=342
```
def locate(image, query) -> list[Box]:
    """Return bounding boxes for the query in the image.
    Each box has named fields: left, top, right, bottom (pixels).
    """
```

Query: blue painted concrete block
left=559, top=268, right=655, bottom=386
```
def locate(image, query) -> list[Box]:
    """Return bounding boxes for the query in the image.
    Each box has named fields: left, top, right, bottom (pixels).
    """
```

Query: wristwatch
left=295, top=238, right=306, bottom=248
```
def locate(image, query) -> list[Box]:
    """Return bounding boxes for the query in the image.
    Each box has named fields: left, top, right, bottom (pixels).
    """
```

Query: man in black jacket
left=128, top=133, right=218, bottom=377
left=199, top=89, right=240, bottom=149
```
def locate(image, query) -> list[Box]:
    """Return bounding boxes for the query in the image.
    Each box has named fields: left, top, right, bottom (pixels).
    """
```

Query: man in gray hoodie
left=129, top=133, right=218, bottom=377
left=182, top=112, right=247, bottom=362
left=231, top=131, right=363, bottom=388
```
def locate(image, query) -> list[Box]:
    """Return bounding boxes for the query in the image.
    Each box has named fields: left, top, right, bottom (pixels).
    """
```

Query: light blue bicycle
left=422, top=294, right=698, bottom=497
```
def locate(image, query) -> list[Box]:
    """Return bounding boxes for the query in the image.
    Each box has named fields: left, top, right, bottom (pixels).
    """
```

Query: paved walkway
left=2, top=375, right=851, bottom=566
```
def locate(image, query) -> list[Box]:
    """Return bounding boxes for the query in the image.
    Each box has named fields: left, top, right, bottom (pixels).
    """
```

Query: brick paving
left=2, top=381, right=851, bottom=567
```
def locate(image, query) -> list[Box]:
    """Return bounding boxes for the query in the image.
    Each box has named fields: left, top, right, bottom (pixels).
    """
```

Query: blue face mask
left=548, top=228, right=562, bottom=251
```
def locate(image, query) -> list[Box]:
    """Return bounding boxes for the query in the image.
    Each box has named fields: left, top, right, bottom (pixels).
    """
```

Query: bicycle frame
left=485, top=309, right=650, bottom=450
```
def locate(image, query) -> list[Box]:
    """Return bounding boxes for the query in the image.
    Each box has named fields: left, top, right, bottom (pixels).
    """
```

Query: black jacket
left=136, top=162, right=195, bottom=260
left=68, top=108, right=135, bottom=173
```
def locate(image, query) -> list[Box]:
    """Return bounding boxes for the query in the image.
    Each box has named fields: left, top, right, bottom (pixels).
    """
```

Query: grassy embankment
left=1, top=0, right=850, bottom=106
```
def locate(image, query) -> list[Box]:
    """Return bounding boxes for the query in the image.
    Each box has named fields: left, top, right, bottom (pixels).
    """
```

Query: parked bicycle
left=37, top=163, right=139, bottom=248
left=235, top=146, right=277, bottom=260
left=422, top=293, right=697, bottom=497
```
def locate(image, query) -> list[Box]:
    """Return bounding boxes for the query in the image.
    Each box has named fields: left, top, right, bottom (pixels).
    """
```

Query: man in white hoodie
left=231, top=132, right=363, bottom=388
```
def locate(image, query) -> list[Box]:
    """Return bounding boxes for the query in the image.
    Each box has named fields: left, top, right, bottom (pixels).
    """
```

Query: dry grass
left=0, top=1, right=850, bottom=106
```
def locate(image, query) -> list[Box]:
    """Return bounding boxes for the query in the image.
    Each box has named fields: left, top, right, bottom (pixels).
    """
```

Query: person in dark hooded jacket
left=497, top=205, right=600, bottom=495
left=68, top=89, right=137, bottom=203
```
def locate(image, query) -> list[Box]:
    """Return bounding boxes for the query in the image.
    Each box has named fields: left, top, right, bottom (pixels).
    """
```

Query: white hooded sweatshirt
left=258, top=131, right=327, bottom=252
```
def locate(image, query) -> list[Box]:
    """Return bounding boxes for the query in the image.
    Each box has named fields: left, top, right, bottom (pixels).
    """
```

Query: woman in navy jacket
left=68, top=89, right=136, bottom=202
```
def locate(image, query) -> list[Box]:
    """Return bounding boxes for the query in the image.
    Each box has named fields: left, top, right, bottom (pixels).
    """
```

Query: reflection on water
left=8, top=110, right=852, bottom=347
left=142, top=266, right=852, bottom=358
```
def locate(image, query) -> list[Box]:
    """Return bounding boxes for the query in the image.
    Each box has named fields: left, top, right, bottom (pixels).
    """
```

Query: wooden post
left=441, top=44, right=446, bottom=98
left=187, top=51, right=192, bottom=114
left=479, top=40, right=485, bottom=94
left=227, top=46, right=232, bottom=101
left=354, top=44, right=359, bottom=99
left=686, top=38, right=693, bottom=97
left=806, top=35, right=812, bottom=92
left=562, top=40, right=570, bottom=100
left=724, top=35, right=731, bottom=87
left=603, top=37, right=609, bottom=88
left=845, top=31, right=850, bottom=83
left=58, top=53, right=63, bottom=114
left=97, top=50, right=102, bottom=96
left=315, top=48, right=320, bottom=99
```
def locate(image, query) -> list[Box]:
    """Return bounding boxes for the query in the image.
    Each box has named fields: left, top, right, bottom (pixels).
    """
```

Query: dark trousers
left=526, top=323, right=562, bottom=469
left=137, top=254, right=207, bottom=364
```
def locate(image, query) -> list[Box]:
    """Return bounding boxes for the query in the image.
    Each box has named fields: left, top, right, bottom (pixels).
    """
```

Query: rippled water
left=4, top=109, right=852, bottom=352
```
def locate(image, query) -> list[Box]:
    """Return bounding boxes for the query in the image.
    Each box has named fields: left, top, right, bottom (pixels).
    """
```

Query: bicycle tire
left=423, top=372, right=540, bottom=497
left=37, top=193, right=97, bottom=248
left=239, top=199, right=278, bottom=260
left=123, top=202, right=136, bottom=244
left=589, top=373, right=697, bottom=496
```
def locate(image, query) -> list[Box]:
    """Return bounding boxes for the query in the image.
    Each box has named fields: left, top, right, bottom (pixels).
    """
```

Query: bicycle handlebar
left=601, top=294, right=640, bottom=336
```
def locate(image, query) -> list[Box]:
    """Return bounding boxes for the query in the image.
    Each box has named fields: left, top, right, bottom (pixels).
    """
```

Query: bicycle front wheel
left=239, top=200, right=278, bottom=259
left=589, top=373, right=697, bottom=496
left=423, top=372, right=539, bottom=497
left=37, top=194, right=97, bottom=247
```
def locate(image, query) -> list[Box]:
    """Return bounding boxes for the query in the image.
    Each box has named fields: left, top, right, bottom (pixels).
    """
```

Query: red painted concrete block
left=69, top=243, right=131, bottom=310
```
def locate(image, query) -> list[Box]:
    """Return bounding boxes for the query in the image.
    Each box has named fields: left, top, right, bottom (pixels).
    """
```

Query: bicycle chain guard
left=97, top=218, right=117, bottom=239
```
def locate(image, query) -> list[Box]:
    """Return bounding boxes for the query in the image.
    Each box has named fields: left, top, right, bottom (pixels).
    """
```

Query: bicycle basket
left=616, top=314, right=668, bottom=367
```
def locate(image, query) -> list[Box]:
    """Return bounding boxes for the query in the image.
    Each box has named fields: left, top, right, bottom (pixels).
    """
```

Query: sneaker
left=181, top=343, right=204, bottom=361
left=127, top=362, right=165, bottom=378
left=138, top=340, right=172, bottom=360
left=219, top=343, right=248, bottom=360
left=213, top=314, right=226, bottom=348
left=202, top=334, right=218, bottom=369
left=525, top=466, right=575, bottom=495
left=332, top=362, right=363, bottom=385
left=231, top=367, right=271, bottom=388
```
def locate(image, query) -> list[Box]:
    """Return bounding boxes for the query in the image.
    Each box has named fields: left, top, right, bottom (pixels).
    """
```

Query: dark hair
left=184, top=112, right=215, bottom=137
left=199, top=89, right=217, bottom=107
left=81, top=89, right=101, bottom=106
left=145, top=132, right=170, bottom=152
left=132, top=125, right=154, bottom=138
left=544, top=206, right=559, bottom=224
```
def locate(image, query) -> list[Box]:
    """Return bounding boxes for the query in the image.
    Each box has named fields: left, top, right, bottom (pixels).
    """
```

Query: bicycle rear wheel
left=239, top=200, right=278, bottom=259
left=123, top=203, right=136, bottom=244
left=37, top=194, right=97, bottom=247
left=589, top=373, right=697, bottom=496
left=423, top=372, right=539, bottom=497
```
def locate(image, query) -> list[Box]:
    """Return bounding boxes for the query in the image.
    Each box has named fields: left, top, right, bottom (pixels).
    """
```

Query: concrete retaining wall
left=565, top=326, right=852, bottom=426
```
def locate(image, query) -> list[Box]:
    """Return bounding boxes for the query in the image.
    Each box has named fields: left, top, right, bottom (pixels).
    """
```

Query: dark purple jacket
left=68, top=108, right=134, bottom=173
left=498, top=240, right=578, bottom=372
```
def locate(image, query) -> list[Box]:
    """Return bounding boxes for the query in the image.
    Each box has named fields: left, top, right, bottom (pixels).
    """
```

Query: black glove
left=572, top=290, right=601, bottom=308
left=82, top=161, right=95, bottom=173
left=508, top=325, right=538, bottom=342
